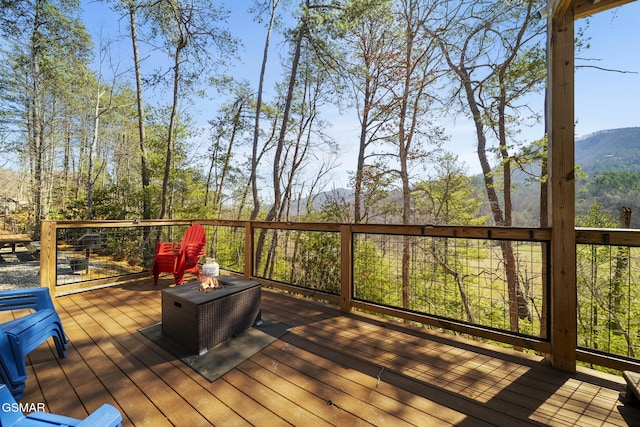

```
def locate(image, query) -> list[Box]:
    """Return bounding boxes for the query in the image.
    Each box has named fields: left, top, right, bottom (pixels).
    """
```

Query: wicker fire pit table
left=161, top=275, right=261, bottom=355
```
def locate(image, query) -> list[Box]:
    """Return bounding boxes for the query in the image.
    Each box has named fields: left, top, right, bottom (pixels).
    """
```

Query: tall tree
left=206, top=83, right=253, bottom=218
left=125, top=0, right=153, bottom=222
left=146, top=0, right=236, bottom=219
left=333, top=0, right=396, bottom=223
left=277, top=47, right=338, bottom=222
left=104, top=0, right=150, bottom=217
left=0, top=0, right=92, bottom=236
left=374, top=0, right=444, bottom=312
left=86, top=37, right=122, bottom=219
left=438, top=0, right=546, bottom=331
left=262, top=14, right=306, bottom=225
left=250, top=0, right=283, bottom=221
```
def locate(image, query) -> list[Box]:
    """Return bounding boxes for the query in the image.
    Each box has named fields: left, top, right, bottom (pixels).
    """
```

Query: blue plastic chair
left=0, top=288, right=68, bottom=399
left=0, top=384, right=123, bottom=426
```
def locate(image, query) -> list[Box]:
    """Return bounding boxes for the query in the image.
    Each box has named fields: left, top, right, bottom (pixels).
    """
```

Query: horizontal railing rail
left=39, top=220, right=640, bottom=373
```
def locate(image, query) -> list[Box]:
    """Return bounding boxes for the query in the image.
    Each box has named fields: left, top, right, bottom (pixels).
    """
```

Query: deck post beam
left=547, top=3, right=577, bottom=372
left=40, top=220, right=58, bottom=296
left=244, top=222, right=254, bottom=280
left=340, top=225, right=353, bottom=313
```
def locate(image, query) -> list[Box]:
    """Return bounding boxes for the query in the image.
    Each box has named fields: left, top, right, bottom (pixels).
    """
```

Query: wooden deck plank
left=72, top=290, right=228, bottom=426
left=262, top=290, right=636, bottom=426
left=261, top=339, right=461, bottom=426
left=52, top=299, right=129, bottom=420
left=280, top=304, right=613, bottom=417
left=82, top=283, right=278, bottom=426
left=236, top=356, right=364, bottom=426
left=1, top=281, right=635, bottom=426
left=280, top=323, right=510, bottom=426
left=223, top=366, right=317, bottom=426
left=245, top=353, right=396, bottom=426
left=209, top=376, right=288, bottom=426
left=61, top=292, right=172, bottom=427
left=93, top=285, right=263, bottom=426
left=265, top=341, right=464, bottom=425
left=27, top=343, right=81, bottom=417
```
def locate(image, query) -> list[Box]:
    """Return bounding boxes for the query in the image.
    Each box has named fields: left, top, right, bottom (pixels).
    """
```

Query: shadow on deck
left=8, top=277, right=640, bottom=426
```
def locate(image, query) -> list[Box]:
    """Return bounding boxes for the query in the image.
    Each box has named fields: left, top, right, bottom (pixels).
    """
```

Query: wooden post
left=39, top=220, right=58, bottom=296
left=340, top=225, right=353, bottom=313
left=548, top=7, right=577, bottom=372
left=244, top=222, right=253, bottom=280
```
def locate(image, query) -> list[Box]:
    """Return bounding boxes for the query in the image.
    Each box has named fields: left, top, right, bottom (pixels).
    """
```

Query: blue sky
left=574, top=2, right=640, bottom=139
left=80, top=1, right=640, bottom=181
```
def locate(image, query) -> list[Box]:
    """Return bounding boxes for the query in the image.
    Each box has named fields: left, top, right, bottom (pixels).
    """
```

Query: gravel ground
left=0, top=250, right=83, bottom=291
left=0, top=252, right=40, bottom=290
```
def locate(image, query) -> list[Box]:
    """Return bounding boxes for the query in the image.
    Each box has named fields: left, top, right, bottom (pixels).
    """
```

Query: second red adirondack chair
left=151, top=224, right=206, bottom=285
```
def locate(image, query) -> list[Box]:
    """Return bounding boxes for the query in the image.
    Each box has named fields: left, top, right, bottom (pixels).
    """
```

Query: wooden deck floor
left=10, top=278, right=640, bottom=426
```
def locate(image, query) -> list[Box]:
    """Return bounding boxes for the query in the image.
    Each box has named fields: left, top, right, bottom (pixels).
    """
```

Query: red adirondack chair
left=151, top=224, right=206, bottom=285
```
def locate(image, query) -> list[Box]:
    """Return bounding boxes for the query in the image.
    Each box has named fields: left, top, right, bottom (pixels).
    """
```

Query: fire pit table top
left=163, top=275, right=260, bottom=304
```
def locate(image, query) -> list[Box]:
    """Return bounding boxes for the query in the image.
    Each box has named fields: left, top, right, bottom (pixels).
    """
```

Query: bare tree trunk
left=160, top=43, right=184, bottom=219
left=129, top=3, right=151, bottom=223
left=469, top=80, right=526, bottom=331
left=213, top=101, right=244, bottom=216
left=268, top=24, right=304, bottom=222
left=251, top=0, right=281, bottom=220
left=610, top=207, right=631, bottom=338
left=431, top=245, right=475, bottom=323
left=399, top=88, right=412, bottom=313
left=255, top=17, right=305, bottom=268
left=396, top=2, right=433, bottom=315
left=87, top=82, right=101, bottom=220
left=30, top=1, right=44, bottom=239
left=62, top=122, right=72, bottom=212
left=605, top=205, right=634, bottom=356
left=277, top=75, right=319, bottom=222
left=354, top=78, right=371, bottom=224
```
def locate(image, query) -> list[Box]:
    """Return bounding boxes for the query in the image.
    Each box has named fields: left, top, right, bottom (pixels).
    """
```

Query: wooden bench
left=0, top=288, right=68, bottom=399
left=622, top=370, right=640, bottom=406
left=0, top=234, right=39, bottom=261
left=0, top=234, right=32, bottom=253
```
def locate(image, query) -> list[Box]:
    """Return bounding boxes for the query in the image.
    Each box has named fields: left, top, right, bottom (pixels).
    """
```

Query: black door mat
left=139, top=318, right=290, bottom=382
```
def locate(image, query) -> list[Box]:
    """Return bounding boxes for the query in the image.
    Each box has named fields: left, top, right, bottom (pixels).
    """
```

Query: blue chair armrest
left=0, top=384, right=22, bottom=425
left=0, top=288, right=54, bottom=313
left=23, top=405, right=123, bottom=427
left=0, top=328, right=28, bottom=381
left=1, top=385, right=123, bottom=427
left=76, top=404, right=123, bottom=427
left=21, top=412, right=80, bottom=425
left=23, top=406, right=123, bottom=427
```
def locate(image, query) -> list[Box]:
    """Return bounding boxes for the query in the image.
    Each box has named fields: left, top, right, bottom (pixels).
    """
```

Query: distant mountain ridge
left=510, top=127, right=640, bottom=227
left=305, top=127, right=640, bottom=225
left=576, top=127, right=640, bottom=175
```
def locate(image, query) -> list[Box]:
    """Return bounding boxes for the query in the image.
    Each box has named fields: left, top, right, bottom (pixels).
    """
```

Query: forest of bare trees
left=0, top=0, right=548, bottom=236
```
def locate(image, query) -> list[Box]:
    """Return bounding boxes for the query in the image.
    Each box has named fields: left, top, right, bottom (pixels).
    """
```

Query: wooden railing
left=39, top=219, right=640, bottom=373
left=575, top=228, right=640, bottom=372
